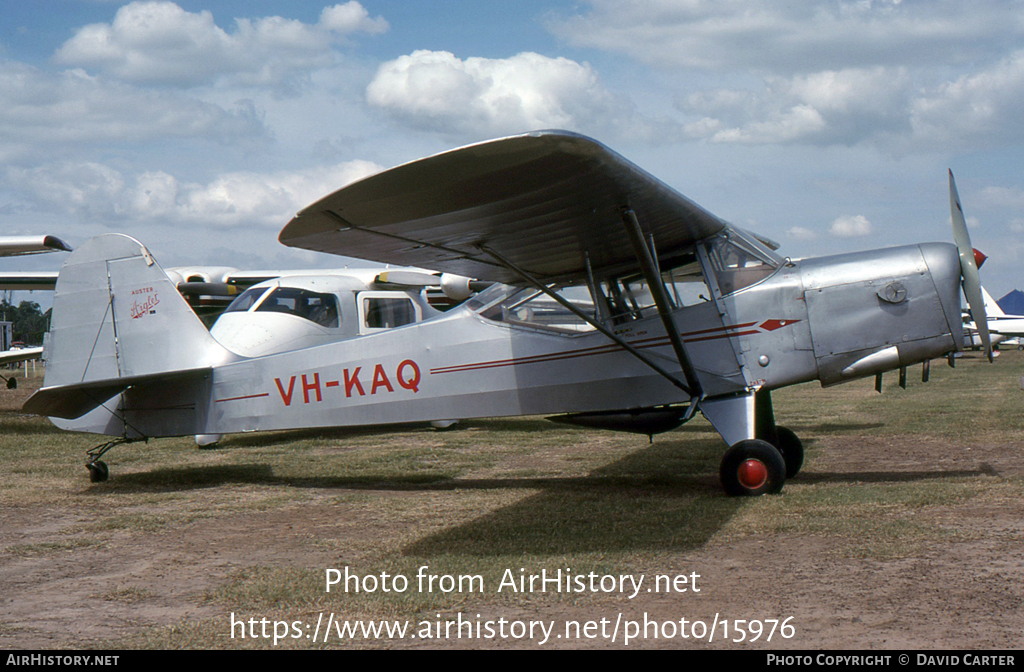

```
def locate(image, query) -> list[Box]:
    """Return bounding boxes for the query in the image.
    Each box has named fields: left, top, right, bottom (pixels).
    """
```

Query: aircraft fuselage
left=54, top=240, right=962, bottom=440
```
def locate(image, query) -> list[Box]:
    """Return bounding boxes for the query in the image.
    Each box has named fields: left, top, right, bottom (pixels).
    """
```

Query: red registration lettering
left=371, top=364, right=394, bottom=395
left=302, top=373, right=322, bottom=404
left=344, top=368, right=365, bottom=397
left=278, top=360, right=422, bottom=405
left=275, top=376, right=296, bottom=406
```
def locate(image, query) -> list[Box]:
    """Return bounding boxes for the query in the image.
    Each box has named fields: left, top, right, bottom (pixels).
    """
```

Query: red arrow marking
left=759, top=319, right=801, bottom=332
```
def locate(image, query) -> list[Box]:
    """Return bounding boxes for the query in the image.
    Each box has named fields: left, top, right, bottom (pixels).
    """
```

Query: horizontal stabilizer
left=23, top=368, right=211, bottom=420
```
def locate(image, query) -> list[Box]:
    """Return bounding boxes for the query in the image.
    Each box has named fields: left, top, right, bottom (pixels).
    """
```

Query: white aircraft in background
left=0, top=235, right=71, bottom=257
left=964, top=287, right=1024, bottom=351
left=166, top=266, right=483, bottom=333
left=0, top=235, right=72, bottom=379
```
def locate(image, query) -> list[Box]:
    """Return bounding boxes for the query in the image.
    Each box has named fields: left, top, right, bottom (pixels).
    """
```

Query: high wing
left=0, top=235, right=71, bottom=257
left=0, top=237, right=68, bottom=291
left=278, top=130, right=727, bottom=284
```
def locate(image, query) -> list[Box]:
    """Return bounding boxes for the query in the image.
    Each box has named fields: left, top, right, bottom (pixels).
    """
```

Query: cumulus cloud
left=699, top=104, right=827, bottom=144
left=549, top=2, right=1024, bottom=150
left=829, top=215, right=872, bottom=237
left=677, top=66, right=914, bottom=145
left=910, top=50, right=1024, bottom=147
left=675, top=53, right=1024, bottom=148
left=786, top=226, right=818, bottom=240
left=981, top=185, right=1024, bottom=208
left=549, top=1, right=1024, bottom=73
left=785, top=68, right=911, bottom=118
left=0, top=61, right=266, bottom=156
left=5, top=160, right=382, bottom=228
left=366, top=50, right=634, bottom=137
left=53, top=1, right=388, bottom=92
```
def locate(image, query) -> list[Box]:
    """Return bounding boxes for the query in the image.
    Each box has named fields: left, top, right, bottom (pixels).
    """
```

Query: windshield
left=704, top=231, right=782, bottom=295
left=223, top=286, right=270, bottom=314
left=254, top=287, right=340, bottom=327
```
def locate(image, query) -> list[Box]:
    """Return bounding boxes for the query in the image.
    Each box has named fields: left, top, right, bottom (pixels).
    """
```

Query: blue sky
left=2, top=0, right=1023, bottom=301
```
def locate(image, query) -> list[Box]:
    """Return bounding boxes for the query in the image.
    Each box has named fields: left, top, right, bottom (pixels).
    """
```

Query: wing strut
left=477, top=244, right=700, bottom=401
left=621, top=208, right=704, bottom=399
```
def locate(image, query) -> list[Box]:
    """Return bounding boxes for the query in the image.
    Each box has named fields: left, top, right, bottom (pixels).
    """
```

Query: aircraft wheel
left=87, top=461, right=109, bottom=483
left=773, top=426, right=804, bottom=479
left=720, top=440, right=786, bottom=497
left=195, top=434, right=222, bottom=449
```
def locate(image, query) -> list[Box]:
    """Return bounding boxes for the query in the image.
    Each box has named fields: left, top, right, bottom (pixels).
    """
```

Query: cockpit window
left=363, top=297, right=416, bottom=329
left=474, top=284, right=597, bottom=334
left=253, top=287, right=340, bottom=328
left=704, top=231, right=781, bottom=295
left=223, top=286, right=270, bottom=314
left=601, top=254, right=709, bottom=324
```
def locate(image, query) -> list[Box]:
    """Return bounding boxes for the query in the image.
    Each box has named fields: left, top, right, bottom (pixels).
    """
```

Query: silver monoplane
left=24, top=131, right=990, bottom=495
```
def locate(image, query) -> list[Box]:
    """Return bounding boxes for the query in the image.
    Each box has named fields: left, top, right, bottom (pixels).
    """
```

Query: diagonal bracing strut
left=477, top=243, right=700, bottom=403
left=620, top=208, right=704, bottom=398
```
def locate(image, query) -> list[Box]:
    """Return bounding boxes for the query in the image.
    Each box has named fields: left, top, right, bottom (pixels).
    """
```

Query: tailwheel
left=87, top=461, right=109, bottom=483
left=83, top=437, right=140, bottom=483
left=720, top=439, right=786, bottom=497
left=772, top=426, right=804, bottom=479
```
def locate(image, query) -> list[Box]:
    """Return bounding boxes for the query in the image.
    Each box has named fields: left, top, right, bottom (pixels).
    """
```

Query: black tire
left=773, top=426, right=804, bottom=479
left=87, top=461, right=109, bottom=483
left=720, top=439, right=786, bottom=496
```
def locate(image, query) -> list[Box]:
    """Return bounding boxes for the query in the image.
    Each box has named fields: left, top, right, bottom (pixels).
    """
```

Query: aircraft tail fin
left=24, top=234, right=231, bottom=419
left=981, top=287, right=1005, bottom=318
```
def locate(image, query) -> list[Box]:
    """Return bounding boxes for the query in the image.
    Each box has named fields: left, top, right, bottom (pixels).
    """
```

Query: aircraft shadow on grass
left=88, top=439, right=742, bottom=554
left=80, top=425, right=999, bottom=556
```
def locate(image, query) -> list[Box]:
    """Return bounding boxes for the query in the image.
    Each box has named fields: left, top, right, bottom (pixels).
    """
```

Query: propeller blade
left=949, top=170, right=992, bottom=362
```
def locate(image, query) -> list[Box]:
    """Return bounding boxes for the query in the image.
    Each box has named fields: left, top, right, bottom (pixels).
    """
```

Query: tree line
left=0, top=300, right=51, bottom=346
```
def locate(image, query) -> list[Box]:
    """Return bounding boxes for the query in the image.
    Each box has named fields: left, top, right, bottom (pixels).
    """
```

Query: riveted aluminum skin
left=799, top=242, right=961, bottom=386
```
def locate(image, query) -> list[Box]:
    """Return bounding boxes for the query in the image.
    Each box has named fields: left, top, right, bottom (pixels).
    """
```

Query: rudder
left=27, top=234, right=233, bottom=419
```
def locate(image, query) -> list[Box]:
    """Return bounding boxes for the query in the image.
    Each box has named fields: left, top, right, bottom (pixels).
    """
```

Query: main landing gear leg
left=755, top=389, right=804, bottom=479
left=700, top=393, right=788, bottom=496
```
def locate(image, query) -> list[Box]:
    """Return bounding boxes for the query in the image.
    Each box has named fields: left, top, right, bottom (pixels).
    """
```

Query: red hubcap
left=737, top=459, right=768, bottom=489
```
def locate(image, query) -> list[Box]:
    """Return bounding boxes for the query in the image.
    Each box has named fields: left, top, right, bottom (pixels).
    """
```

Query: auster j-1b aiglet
left=24, top=131, right=991, bottom=495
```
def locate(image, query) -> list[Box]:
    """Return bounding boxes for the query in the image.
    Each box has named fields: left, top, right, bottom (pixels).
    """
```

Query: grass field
left=1, top=351, right=1022, bottom=649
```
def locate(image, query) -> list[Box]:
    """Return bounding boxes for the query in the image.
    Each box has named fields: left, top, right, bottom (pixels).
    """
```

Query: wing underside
left=278, top=131, right=727, bottom=284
